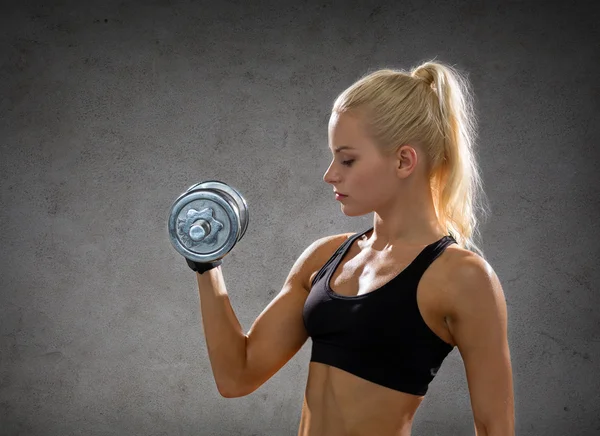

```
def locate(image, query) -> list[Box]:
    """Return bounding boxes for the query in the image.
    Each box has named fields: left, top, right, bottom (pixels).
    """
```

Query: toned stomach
left=297, top=362, right=424, bottom=436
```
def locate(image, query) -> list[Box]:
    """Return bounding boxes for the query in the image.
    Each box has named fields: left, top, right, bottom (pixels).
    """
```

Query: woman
left=189, top=59, right=515, bottom=436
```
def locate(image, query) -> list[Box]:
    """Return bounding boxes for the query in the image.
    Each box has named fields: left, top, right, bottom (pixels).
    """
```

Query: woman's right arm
left=195, top=233, right=349, bottom=398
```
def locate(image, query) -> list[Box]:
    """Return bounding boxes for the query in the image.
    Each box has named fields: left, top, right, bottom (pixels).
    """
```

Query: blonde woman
left=189, top=59, right=515, bottom=436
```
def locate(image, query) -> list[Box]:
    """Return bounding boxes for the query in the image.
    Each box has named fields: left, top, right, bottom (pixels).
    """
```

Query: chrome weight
left=168, top=181, right=249, bottom=263
left=189, top=180, right=249, bottom=240
left=168, top=189, right=240, bottom=263
left=185, top=182, right=204, bottom=193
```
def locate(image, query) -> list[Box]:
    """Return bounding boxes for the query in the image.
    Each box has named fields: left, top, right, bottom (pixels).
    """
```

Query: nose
left=323, top=161, right=338, bottom=185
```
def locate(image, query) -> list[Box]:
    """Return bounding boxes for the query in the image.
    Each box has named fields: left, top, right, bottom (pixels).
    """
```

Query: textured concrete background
left=1, top=0, right=599, bottom=435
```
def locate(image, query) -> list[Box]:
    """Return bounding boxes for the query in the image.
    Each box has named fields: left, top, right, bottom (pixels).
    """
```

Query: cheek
left=355, top=161, right=392, bottom=184
left=352, top=172, right=386, bottom=197
left=353, top=165, right=396, bottom=196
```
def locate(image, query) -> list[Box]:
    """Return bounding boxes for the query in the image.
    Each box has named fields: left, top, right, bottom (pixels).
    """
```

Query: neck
left=368, top=186, right=445, bottom=251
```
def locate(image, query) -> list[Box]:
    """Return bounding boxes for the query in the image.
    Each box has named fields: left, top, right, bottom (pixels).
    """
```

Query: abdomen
left=299, top=362, right=424, bottom=436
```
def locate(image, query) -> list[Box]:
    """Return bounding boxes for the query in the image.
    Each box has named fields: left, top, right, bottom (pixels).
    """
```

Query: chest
left=309, top=245, right=456, bottom=347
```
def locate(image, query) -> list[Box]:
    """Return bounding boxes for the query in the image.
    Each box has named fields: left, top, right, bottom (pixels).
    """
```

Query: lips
left=334, top=191, right=347, bottom=197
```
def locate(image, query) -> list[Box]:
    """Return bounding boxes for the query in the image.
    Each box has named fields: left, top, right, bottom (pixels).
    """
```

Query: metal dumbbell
left=168, top=180, right=249, bottom=263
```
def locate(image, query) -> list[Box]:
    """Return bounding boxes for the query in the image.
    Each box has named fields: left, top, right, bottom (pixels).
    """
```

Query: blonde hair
left=332, top=59, right=491, bottom=258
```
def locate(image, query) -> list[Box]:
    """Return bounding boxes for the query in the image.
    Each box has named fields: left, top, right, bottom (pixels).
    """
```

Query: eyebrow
left=329, top=145, right=355, bottom=153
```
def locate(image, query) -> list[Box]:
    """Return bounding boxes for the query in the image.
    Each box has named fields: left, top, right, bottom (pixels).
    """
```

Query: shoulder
left=300, top=232, right=355, bottom=290
left=440, top=245, right=505, bottom=321
left=444, top=247, right=497, bottom=289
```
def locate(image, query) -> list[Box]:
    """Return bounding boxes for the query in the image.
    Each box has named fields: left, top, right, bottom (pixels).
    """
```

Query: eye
left=342, top=159, right=355, bottom=167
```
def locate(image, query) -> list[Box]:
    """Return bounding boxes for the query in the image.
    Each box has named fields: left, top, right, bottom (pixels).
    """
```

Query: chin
left=340, top=205, right=371, bottom=218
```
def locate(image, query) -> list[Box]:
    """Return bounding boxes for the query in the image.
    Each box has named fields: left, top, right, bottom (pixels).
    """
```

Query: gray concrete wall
left=1, top=0, right=598, bottom=435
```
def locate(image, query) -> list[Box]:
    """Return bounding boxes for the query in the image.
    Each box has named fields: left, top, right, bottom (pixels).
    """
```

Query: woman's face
left=323, top=111, right=405, bottom=217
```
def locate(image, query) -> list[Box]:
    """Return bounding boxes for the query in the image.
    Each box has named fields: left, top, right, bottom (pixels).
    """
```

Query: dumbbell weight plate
left=185, top=182, right=204, bottom=193
left=168, top=189, right=241, bottom=263
left=187, top=180, right=249, bottom=241
left=184, top=181, right=246, bottom=243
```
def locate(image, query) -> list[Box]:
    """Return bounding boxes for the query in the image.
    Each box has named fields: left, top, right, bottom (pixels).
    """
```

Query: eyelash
left=342, top=159, right=355, bottom=167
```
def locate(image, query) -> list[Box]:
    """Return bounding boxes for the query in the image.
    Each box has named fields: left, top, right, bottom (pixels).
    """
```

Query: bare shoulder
left=443, top=245, right=497, bottom=284
left=299, top=232, right=355, bottom=291
left=438, top=245, right=503, bottom=318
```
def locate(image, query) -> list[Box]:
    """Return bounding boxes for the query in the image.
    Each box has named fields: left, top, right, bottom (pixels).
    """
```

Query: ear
left=395, top=145, right=419, bottom=178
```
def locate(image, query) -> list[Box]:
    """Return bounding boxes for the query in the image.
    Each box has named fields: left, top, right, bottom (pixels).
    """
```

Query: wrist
left=185, top=258, right=223, bottom=274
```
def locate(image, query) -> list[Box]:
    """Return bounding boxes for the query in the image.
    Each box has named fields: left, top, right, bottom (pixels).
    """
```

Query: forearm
left=195, top=265, right=247, bottom=396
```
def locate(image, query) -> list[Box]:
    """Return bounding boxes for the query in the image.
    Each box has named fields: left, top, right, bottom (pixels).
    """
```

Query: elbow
left=218, top=387, right=242, bottom=398
left=216, top=370, right=251, bottom=398
left=217, top=380, right=244, bottom=398
left=217, top=337, right=251, bottom=398
left=217, top=381, right=254, bottom=398
left=217, top=337, right=258, bottom=398
left=217, top=373, right=261, bottom=398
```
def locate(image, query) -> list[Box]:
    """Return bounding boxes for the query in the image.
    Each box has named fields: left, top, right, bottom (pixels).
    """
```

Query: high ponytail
left=333, top=59, right=491, bottom=258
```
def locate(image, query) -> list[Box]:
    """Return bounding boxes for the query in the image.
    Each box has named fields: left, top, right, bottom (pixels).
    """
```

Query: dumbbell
left=167, top=180, right=249, bottom=263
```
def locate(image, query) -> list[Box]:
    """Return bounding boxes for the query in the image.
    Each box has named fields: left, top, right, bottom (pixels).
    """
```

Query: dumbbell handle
left=185, top=219, right=223, bottom=273
left=189, top=219, right=211, bottom=242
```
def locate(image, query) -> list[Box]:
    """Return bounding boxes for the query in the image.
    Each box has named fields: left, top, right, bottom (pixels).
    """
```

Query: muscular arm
left=194, top=234, right=350, bottom=397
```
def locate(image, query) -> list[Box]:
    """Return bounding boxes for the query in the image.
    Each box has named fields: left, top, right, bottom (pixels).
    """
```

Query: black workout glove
left=185, top=258, right=223, bottom=274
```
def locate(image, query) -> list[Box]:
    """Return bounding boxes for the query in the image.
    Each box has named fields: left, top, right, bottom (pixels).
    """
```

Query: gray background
left=1, top=0, right=599, bottom=435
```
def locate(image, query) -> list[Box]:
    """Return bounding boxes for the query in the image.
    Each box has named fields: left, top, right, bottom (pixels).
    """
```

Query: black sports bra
left=302, top=227, right=456, bottom=396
